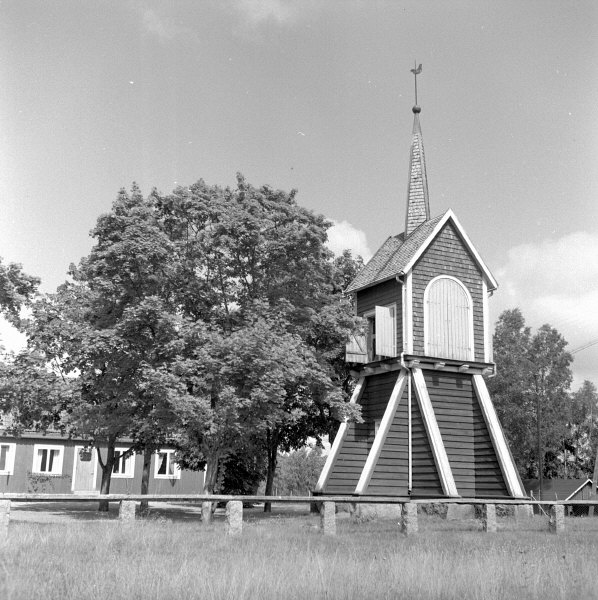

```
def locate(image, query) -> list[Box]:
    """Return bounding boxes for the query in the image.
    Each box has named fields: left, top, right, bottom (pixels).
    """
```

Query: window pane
left=40, top=449, right=48, bottom=472
left=48, top=450, right=56, bottom=472
left=167, top=455, right=174, bottom=476
left=0, top=445, right=7, bottom=471
left=157, top=453, right=167, bottom=475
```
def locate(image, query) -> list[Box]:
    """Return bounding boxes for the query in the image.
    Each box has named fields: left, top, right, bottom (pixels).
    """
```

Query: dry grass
left=1, top=509, right=597, bottom=600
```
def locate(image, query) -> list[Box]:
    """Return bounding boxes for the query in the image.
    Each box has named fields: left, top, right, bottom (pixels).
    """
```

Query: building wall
left=424, top=371, right=508, bottom=497
left=356, top=279, right=403, bottom=357
left=411, top=222, right=485, bottom=362
left=0, top=435, right=203, bottom=495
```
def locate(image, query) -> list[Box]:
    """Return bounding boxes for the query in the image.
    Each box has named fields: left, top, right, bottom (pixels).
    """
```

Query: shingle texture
left=405, top=114, right=430, bottom=236
left=346, top=213, right=444, bottom=293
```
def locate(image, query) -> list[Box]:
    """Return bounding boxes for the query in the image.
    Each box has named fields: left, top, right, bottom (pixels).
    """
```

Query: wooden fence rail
left=1, top=494, right=597, bottom=539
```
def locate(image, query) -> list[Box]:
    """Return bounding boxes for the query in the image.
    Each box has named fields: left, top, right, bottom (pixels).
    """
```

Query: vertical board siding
left=424, top=371, right=508, bottom=497
left=412, top=223, right=485, bottom=361
left=356, top=279, right=403, bottom=356
left=323, top=373, right=396, bottom=494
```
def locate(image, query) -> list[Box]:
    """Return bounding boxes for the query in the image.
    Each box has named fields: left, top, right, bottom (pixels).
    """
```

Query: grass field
left=1, top=508, right=597, bottom=600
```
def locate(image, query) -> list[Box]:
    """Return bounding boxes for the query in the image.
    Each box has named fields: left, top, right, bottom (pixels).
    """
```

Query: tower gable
left=411, top=221, right=486, bottom=361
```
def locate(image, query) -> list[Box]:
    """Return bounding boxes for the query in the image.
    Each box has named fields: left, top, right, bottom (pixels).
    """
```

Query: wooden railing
left=1, top=494, right=597, bottom=537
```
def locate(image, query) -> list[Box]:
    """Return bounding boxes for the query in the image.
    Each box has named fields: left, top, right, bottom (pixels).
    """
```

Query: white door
left=72, top=446, right=97, bottom=493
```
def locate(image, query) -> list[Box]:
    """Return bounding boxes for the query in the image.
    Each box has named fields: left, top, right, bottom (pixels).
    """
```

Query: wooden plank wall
left=366, top=384, right=442, bottom=496
left=356, top=279, right=403, bottom=356
left=324, top=373, right=396, bottom=494
left=411, top=223, right=485, bottom=362
left=424, top=371, right=508, bottom=497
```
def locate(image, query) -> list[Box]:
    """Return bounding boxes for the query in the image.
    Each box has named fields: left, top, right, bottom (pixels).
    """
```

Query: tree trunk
left=201, top=454, right=219, bottom=524
left=139, top=447, right=152, bottom=516
left=537, top=390, right=543, bottom=501
left=97, top=441, right=116, bottom=512
left=264, top=429, right=278, bottom=513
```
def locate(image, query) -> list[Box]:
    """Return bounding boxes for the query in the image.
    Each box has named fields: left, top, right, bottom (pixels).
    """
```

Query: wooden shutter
left=375, top=305, right=396, bottom=357
left=346, top=333, right=367, bottom=363
left=426, top=278, right=472, bottom=360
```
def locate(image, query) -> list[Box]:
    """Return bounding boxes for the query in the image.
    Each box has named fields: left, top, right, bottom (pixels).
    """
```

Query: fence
left=1, top=493, right=598, bottom=538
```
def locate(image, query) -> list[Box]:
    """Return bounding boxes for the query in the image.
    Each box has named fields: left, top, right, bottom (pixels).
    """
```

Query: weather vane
left=410, top=62, right=422, bottom=107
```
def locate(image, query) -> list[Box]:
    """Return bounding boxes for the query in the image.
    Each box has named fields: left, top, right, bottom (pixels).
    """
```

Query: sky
left=1, top=0, right=597, bottom=387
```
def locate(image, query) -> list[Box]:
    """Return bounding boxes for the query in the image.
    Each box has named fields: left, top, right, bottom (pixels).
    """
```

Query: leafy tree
left=488, top=309, right=574, bottom=486
left=271, top=447, right=327, bottom=496
left=0, top=258, right=39, bottom=325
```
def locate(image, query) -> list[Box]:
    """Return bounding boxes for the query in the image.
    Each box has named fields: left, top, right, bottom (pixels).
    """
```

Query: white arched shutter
left=426, top=278, right=472, bottom=360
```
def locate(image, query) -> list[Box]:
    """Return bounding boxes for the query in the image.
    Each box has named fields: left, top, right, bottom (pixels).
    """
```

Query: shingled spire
left=405, top=104, right=430, bottom=237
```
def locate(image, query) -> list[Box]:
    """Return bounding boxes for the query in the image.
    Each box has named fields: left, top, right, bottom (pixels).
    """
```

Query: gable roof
left=346, top=209, right=498, bottom=294
left=522, top=478, right=593, bottom=501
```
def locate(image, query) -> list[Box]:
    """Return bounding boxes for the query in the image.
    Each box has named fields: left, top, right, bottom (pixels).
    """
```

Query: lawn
left=1, top=508, right=597, bottom=600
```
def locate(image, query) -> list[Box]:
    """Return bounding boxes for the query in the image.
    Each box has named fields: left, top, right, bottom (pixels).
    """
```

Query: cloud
left=326, top=220, right=372, bottom=262
left=129, top=2, right=195, bottom=42
left=492, top=230, right=598, bottom=387
left=229, top=0, right=295, bottom=26
left=0, top=318, right=26, bottom=356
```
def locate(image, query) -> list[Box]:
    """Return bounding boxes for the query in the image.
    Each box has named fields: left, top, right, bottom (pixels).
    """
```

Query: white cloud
left=129, top=2, right=194, bottom=42
left=492, top=230, right=598, bottom=388
left=326, top=220, right=372, bottom=262
left=229, top=0, right=295, bottom=26
left=0, top=318, right=26, bottom=356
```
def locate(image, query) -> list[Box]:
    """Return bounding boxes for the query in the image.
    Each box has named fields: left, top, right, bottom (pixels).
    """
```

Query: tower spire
left=405, top=63, right=430, bottom=237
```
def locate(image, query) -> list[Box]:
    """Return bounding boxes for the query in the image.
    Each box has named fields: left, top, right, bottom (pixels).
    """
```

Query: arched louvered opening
left=424, top=276, right=474, bottom=361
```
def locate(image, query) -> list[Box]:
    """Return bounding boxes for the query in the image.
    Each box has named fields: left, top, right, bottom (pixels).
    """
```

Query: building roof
left=346, top=215, right=441, bottom=293
left=523, top=478, right=593, bottom=501
left=346, top=209, right=498, bottom=294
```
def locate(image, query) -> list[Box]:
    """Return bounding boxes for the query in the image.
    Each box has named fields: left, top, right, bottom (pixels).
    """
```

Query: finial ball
left=412, top=105, right=421, bottom=114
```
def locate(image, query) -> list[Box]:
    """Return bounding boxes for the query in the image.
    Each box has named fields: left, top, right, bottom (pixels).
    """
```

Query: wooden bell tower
left=316, top=70, right=525, bottom=499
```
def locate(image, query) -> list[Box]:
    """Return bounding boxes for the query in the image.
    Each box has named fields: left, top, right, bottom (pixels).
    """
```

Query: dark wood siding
left=356, top=279, right=403, bottom=356
left=424, top=371, right=508, bottom=497
left=367, top=384, right=442, bottom=497
left=324, top=373, right=397, bottom=494
left=411, top=223, right=485, bottom=362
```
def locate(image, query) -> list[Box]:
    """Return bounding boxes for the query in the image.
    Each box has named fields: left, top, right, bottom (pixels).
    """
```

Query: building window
left=112, top=448, right=135, bottom=478
left=32, top=445, right=64, bottom=475
left=424, top=276, right=474, bottom=361
left=0, top=443, right=16, bottom=475
left=154, top=449, right=181, bottom=479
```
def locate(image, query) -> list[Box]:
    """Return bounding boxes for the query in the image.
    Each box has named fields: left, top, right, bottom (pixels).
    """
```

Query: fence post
left=320, top=501, right=336, bottom=536
left=0, top=500, right=10, bottom=542
left=225, top=501, right=243, bottom=537
left=119, top=500, right=136, bottom=521
left=549, top=504, right=564, bottom=534
left=201, top=501, right=213, bottom=524
left=401, top=502, right=418, bottom=535
left=481, top=503, right=497, bottom=533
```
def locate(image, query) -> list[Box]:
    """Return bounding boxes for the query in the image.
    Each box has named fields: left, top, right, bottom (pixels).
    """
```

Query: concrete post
left=401, top=502, right=418, bottom=535
left=119, top=500, right=136, bottom=521
left=201, top=501, right=213, bottom=524
left=549, top=504, right=565, bottom=534
left=481, top=503, right=497, bottom=533
left=0, top=500, right=10, bottom=542
left=225, top=501, right=243, bottom=537
left=320, top=501, right=336, bottom=536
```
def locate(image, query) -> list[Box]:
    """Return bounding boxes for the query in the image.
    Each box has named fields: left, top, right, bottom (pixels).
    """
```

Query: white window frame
left=154, top=449, right=181, bottom=480
left=363, top=303, right=398, bottom=360
left=112, top=447, right=136, bottom=479
left=424, top=275, right=474, bottom=361
left=0, top=442, right=16, bottom=475
left=32, top=444, right=64, bottom=475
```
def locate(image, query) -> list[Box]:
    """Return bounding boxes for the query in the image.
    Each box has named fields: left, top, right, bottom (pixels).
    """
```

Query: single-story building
left=0, top=430, right=204, bottom=495
left=523, top=478, right=595, bottom=516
